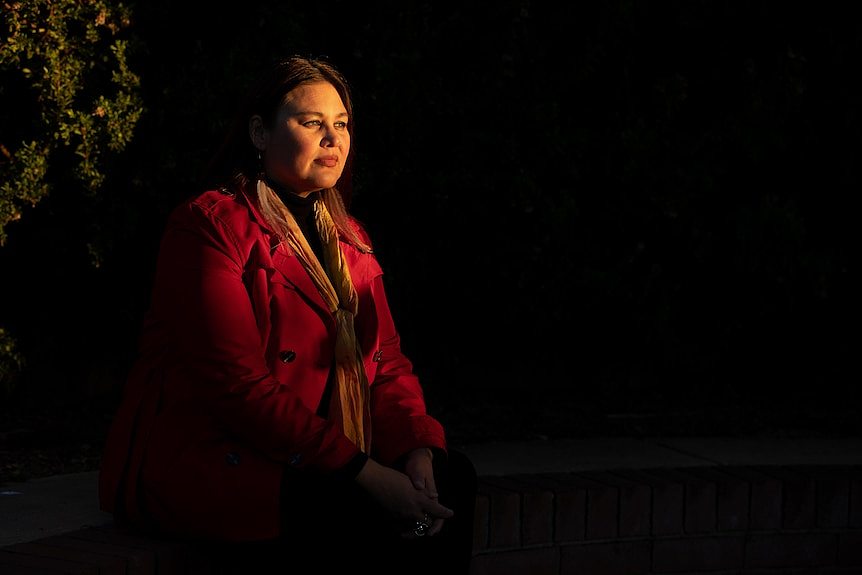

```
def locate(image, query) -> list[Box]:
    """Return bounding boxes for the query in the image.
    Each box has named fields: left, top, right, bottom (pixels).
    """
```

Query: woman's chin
left=311, top=178, right=341, bottom=191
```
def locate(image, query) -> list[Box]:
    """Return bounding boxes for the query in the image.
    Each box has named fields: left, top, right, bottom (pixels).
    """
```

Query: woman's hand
left=355, top=456, right=453, bottom=538
left=403, top=447, right=446, bottom=536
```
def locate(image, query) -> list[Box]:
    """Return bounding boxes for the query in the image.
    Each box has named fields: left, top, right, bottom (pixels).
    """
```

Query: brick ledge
left=0, top=464, right=860, bottom=574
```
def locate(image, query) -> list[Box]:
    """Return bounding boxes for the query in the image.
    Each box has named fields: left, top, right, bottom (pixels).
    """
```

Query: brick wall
left=469, top=464, right=862, bottom=575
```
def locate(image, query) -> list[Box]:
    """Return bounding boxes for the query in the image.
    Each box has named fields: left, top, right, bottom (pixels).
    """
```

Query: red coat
left=98, top=185, right=447, bottom=542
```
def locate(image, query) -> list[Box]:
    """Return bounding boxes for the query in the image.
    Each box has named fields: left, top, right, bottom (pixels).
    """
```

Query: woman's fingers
left=398, top=498, right=452, bottom=539
left=426, top=498, right=455, bottom=520
left=428, top=517, right=445, bottom=536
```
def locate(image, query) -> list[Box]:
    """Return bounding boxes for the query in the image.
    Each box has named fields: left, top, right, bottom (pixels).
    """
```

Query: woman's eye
left=300, top=119, right=348, bottom=129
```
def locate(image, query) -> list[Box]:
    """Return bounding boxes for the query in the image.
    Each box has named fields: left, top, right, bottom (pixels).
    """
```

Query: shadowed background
left=1, top=1, right=859, bottom=475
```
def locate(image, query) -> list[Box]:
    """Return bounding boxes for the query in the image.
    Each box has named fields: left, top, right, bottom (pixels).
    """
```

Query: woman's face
left=251, top=81, right=350, bottom=195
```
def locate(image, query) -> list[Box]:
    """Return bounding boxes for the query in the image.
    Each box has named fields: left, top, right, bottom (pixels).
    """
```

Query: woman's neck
left=265, top=176, right=319, bottom=202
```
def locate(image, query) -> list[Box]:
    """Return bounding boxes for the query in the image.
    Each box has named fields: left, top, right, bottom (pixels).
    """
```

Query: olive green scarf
left=257, top=179, right=371, bottom=453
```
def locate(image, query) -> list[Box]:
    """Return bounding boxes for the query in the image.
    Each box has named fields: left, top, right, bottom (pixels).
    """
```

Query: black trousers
left=225, top=448, right=478, bottom=574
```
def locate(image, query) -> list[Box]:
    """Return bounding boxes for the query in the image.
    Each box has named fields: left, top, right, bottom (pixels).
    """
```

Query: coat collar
left=238, top=182, right=352, bottom=248
left=239, top=183, right=277, bottom=239
left=237, top=183, right=374, bottom=330
left=237, top=185, right=331, bottom=319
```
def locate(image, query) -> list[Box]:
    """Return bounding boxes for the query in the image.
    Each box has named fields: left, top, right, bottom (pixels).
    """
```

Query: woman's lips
left=314, top=158, right=338, bottom=167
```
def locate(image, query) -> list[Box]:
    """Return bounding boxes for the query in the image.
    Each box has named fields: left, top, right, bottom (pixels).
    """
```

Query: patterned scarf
left=257, top=179, right=371, bottom=453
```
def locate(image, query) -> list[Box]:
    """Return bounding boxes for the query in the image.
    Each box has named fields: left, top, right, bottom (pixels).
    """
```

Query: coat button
left=279, top=350, right=297, bottom=363
left=225, top=452, right=241, bottom=466
left=372, top=350, right=383, bottom=362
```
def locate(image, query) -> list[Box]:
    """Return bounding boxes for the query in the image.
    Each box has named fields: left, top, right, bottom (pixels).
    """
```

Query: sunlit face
left=250, top=81, right=350, bottom=196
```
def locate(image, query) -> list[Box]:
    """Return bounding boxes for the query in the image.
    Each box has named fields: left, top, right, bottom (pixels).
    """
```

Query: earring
left=256, top=150, right=265, bottom=181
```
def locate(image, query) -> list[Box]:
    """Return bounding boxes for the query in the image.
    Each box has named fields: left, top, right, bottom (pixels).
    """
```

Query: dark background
left=1, top=0, right=859, bottom=471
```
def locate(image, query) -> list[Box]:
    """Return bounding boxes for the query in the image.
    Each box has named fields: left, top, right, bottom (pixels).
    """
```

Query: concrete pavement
left=1, top=470, right=113, bottom=548
left=453, top=434, right=862, bottom=476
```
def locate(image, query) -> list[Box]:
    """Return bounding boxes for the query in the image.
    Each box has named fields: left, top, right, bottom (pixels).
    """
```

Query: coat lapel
left=271, top=246, right=334, bottom=320
left=239, top=185, right=383, bottom=333
left=239, top=185, right=334, bottom=325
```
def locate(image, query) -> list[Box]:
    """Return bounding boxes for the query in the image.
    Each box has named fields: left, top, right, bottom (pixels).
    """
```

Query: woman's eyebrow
left=292, top=111, right=349, bottom=118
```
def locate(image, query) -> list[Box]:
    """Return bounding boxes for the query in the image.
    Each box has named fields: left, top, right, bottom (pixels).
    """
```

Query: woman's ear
left=249, top=115, right=267, bottom=151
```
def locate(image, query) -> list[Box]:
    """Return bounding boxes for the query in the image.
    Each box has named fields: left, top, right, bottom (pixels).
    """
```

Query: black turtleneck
left=268, top=179, right=326, bottom=267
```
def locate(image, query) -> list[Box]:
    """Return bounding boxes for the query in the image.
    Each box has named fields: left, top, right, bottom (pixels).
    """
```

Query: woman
left=98, top=56, right=477, bottom=572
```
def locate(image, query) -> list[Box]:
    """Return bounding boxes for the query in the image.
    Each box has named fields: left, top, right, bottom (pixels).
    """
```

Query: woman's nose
left=321, top=126, right=341, bottom=147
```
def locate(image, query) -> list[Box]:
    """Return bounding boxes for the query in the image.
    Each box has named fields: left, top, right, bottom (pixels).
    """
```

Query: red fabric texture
left=98, top=186, right=447, bottom=542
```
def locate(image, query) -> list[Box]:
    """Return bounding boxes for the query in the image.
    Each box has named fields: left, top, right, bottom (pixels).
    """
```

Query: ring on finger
left=413, top=513, right=432, bottom=537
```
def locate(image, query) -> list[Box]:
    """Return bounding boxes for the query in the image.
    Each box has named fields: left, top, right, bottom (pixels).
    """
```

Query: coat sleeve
left=152, top=200, right=362, bottom=472
left=366, top=269, right=448, bottom=466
